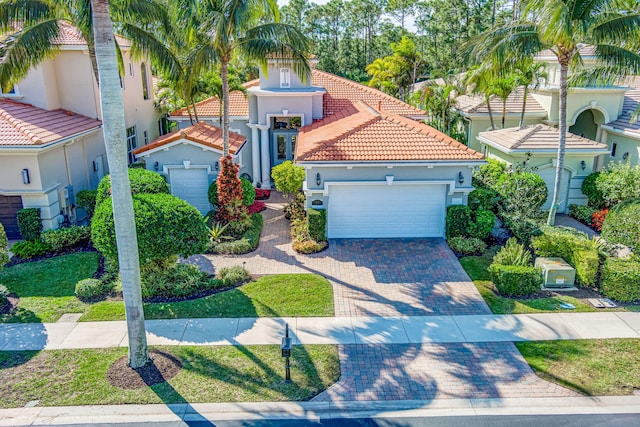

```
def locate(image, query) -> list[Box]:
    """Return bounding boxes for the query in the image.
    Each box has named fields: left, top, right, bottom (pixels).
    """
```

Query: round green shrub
left=601, top=198, right=640, bottom=251
left=596, top=162, right=640, bottom=206
left=141, top=262, right=215, bottom=299
left=92, top=193, right=209, bottom=265
left=472, top=158, right=507, bottom=189
left=240, top=178, right=256, bottom=206
left=446, top=205, right=472, bottom=239
left=488, top=264, right=542, bottom=296
left=496, top=171, right=547, bottom=215
left=42, top=225, right=91, bottom=253
left=75, top=278, right=113, bottom=301
left=471, top=209, right=496, bottom=240
left=581, top=172, right=606, bottom=209
left=468, top=188, right=499, bottom=212
left=600, top=256, right=640, bottom=302
left=216, top=265, right=251, bottom=287
left=10, top=240, right=52, bottom=259
left=96, top=168, right=169, bottom=205
left=208, top=182, right=219, bottom=205
left=448, top=237, right=487, bottom=255
left=17, top=208, right=42, bottom=241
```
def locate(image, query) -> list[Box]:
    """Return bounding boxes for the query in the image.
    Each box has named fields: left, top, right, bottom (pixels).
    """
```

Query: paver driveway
left=196, top=193, right=490, bottom=317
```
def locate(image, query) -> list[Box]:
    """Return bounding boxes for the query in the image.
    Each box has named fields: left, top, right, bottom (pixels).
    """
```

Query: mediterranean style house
left=135, top=59, right=485, bottom=239
left=0, top=23, right=160, bottom=238
left=456, top=46, right=639, bottom=213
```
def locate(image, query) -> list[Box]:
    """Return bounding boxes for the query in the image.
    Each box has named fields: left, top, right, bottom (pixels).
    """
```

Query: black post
left=285, top=323, right=291, bottom=382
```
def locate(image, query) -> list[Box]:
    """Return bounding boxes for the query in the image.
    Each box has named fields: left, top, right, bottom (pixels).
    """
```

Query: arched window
left=141, top=63, right=150, bottom=100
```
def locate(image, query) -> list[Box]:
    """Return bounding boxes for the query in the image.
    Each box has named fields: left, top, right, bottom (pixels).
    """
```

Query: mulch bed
left=106, top=350, right=182, bottom=389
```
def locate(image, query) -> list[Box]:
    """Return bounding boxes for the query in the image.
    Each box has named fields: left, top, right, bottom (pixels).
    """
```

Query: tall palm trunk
left=519, top=87, right=528, bottom=128
left=547, top=56, right=570, bottom=225
left=502, top=101, right=507, bottom=128
left=221, top=58, right=230, bottom=157
left=91, top=0, right=148, bottom=368
left=486, top=95, right=496, bottom=130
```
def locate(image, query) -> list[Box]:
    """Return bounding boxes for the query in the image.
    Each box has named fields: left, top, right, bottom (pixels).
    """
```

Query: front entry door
left=272, top=132, right=297, bottom=166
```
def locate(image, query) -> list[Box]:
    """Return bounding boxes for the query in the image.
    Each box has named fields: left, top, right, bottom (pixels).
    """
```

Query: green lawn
left=82, top=274, right=334, bottom=321
left=0, top=252, right=99, bottom=322
left=459, top=255, right=639, bottom=314
left=516, top=339, right=640, bottom=396
left=0, top=345, right=340, bottom=408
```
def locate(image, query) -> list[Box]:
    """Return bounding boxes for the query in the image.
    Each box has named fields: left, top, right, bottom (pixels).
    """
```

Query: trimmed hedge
left=600, top=257, right=640, bottom=302
left=75, top=278, right=113, bottom=301
left=471, top=209, right=496, bottom=240
left=601, top=198, right=640, bottom=251
left=448, top=237, right=487, bottom=255
left=216, top=265, right=251, bottom=287
left=468, top=188, right=499, bottom=212
left=582, top=172, right=606, bottom=209
left=17, top=208, right=42, bottom=241
left=531, top=226, right=600, bottom=288
left=446, top=205, right=472, bottom=239
left=307, top=208, right=327, bottom=242
left=568, top=204, right=597, bottom=225
left=96, top=168, right=169, bottom=205
left=42, top=225, right=91, bottom=253
left=488, top=264, right=542, bottom=296
left=10, top=240, right=52, bottom=259
left=141, top=262, right=220, bottom=299
left=92, top=193, right=209, bottom=265
left=472, top=158, right=506, bottom=189
left=495, top=171, right=547, bottom=216
left=76, top=189, right=98, bottom=220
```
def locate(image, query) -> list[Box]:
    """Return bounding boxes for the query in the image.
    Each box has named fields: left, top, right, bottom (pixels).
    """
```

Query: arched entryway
left=569, top=108, right=607, bottom=141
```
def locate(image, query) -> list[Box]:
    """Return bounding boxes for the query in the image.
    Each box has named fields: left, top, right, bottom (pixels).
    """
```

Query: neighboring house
left=455, top=46, right=640, bottom=213
left=137, top=60, right=485, bottom=238
left=0, top=23, right=160, bottom=238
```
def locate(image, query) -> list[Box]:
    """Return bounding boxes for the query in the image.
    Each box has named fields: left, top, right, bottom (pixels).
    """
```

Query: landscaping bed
left=0, top=345, right=340, bottom=408
left=516, top=339, right=640, bottom=396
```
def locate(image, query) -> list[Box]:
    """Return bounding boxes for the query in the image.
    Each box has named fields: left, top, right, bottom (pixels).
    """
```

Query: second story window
left=1, top=84, right=20, bottom=97
left=280, top=68, right=290, bottom=88
left=141, top=63, right=150, bottom=100
left=143, top=130, right=149, bottom=145
left=127, top=126, right=137, bottom=165
left=129, top=63, right=134, bottom=77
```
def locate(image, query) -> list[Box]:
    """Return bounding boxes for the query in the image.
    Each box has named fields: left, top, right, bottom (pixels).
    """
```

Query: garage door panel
left=169, top=168, right=210, bottom=214
left=327, top=184, right=446, bottom=238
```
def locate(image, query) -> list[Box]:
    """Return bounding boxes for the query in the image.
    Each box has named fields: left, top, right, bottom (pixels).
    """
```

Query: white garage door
left=537, top=167, right=570, bottom=213
left=169, top=168, right=210, bottom=214
left=327, top=184, right=447, bottom=238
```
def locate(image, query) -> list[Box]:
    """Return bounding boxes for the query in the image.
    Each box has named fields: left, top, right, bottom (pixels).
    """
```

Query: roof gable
left=134, top=122, right=246, bottom=156
left=478, top=124, right=609, bottom=152
left=296, top=101, right=483, bottom=162
left=456, top=88, right=546, bottom=115
left=0, top=100, right=101, bottom=146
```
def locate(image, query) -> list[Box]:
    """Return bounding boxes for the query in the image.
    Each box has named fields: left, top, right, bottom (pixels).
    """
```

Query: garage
left=327, top=184, right=447, bottom=238
left=537, top=167, right=570, bottom=213
left=0, top=195, right=23, bottom=239
left=169, top=167, right=211, bottom=214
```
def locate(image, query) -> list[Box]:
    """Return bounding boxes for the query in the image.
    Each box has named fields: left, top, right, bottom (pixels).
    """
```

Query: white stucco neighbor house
left=136, top=59, right=485, bottom=239
left=456, top=46, right=640, bottom=213
left=0, top=23, right=161, bottom=238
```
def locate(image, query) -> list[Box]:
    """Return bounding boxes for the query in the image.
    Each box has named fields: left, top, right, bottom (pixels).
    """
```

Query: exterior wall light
left=22, top=168, right=30, bottom=184
left=458, top=171, right=464, bottom=185
left=92, top=160, right=98, bottom=172
left=154, top=161, right=159, bottom=172
left=580, top=160, right=586, bottom=170
left=316, top=172, right=321, bottom=186
left=623, top=152, right=629, bottom=160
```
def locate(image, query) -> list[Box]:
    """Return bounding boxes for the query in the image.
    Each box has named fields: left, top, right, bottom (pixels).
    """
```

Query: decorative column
left=247, top=124, right=260, bottom=185
left=258, top=124, right=271, bottom=188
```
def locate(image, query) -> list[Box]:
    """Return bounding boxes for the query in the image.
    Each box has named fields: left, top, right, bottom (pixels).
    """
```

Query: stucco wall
left=256, top=96, right=314, bottom=126
left=260, top=64, right=311, bottom=90
left=53, top=50, right=101, bottom=118
left=121, top=55, right=160, bottom=143
left=601, top=129, right=640, bottom=166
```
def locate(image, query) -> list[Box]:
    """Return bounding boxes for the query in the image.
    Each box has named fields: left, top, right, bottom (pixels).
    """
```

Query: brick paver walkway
left=195, top=193, right=490, bottom=317
left=312, top=343, right=579, bottom=401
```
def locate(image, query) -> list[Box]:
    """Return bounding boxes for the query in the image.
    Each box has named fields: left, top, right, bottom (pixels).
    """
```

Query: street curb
left=2, top=396, right=640, bottom=425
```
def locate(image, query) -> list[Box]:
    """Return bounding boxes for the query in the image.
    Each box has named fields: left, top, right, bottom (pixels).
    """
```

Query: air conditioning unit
left=534, top=257, right=576, bottom=289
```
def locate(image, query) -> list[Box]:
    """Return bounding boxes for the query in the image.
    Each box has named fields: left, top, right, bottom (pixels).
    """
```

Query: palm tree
left=469, top=0, right=640, bottom=225
left=489, top=76, right=518, bottom=129
left=0, top=0, right=171, bottom=91
left=91, top=0, right=148, bottom=368
left=464, top=64, right=498, bottom=130
left=514, top=58, right=547, bottom=128
left=174, top=0, right=310, bottom=157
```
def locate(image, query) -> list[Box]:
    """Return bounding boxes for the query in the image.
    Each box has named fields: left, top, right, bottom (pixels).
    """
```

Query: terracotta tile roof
left=296, top=101, right=484, bottom=162
left=606, top=77, right=640, bottom=133
left=52, top=21, right=86, bottom=45
left=134, top=121, right=245, bottom=155
left=170, top=84, right=255, bottom=117
left=0, top=100, right=101, bottom=146
left=170, top=69, right=425, bottom=118
left=478, top=124, right=609, bottom=152
left=456, top=88, right=547, bottom=115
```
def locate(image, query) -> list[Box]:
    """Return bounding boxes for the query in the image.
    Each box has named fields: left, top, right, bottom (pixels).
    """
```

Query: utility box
left=535, top=257, right=576, bottom=288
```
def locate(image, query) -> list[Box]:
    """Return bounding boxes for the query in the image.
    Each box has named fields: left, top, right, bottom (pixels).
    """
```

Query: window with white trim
left=611, top=142, right=617, bottom=157
left=127, top=126, right=137, bottom=164
left=143, top=130, right=149, bottom=145
left=0, top=84, right=19, bottom=97
left=280, top=68, right=290, bottom=88
left=141, top=63, right=150, bottom=100
left=129, top=62, right=134, bottom=77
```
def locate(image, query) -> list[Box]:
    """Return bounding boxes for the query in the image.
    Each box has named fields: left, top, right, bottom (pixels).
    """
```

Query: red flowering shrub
left=591, top=209, right=608, bottom=232
left=215, top=156, right=247, bottom=224
left=248, top=201, right=266, bottom=214
left=255, top=189, right=271, bottom=200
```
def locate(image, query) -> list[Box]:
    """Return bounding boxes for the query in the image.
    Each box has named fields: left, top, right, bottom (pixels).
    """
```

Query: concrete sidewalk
left=2, top=396, right=640, bottom=425
left=1, top=311, right=639, bottom=351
